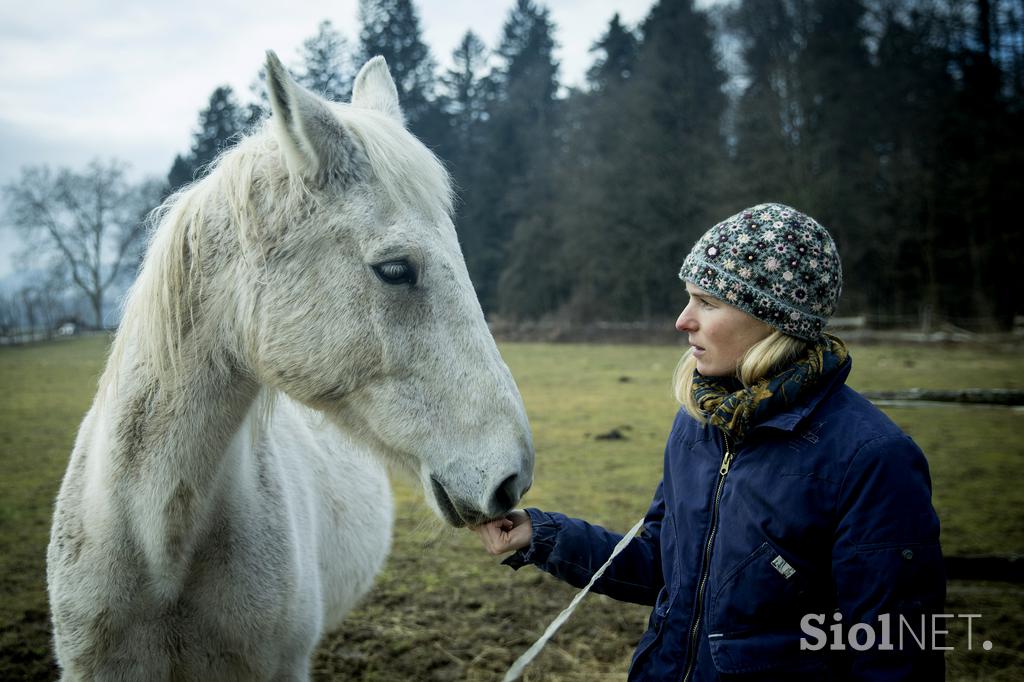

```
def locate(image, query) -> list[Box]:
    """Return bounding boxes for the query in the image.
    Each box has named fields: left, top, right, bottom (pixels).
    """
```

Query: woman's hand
left=472, top=509, right=532, bottom=555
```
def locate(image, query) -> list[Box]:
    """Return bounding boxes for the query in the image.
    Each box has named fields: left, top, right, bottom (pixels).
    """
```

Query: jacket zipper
left=681, top=433, right=734, bottom=682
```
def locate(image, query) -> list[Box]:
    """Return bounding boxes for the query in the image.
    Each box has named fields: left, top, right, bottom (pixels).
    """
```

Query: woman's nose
left=676, top=307, right=696, bottom=333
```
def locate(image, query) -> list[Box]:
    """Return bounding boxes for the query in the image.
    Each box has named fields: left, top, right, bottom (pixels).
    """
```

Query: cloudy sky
left=0, top=0, right=672, bottom=280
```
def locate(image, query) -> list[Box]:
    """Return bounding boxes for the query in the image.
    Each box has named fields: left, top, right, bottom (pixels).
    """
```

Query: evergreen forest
left=167, top=0, right=1024, bottom=330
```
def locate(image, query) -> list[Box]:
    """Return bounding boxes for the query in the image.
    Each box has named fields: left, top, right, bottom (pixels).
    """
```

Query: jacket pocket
left=707, top=541, right=827, bottom=675
left=709, top=540, right=813, bottom=636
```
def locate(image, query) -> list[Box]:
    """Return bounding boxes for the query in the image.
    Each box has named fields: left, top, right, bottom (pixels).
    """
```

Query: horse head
left=239, top=52, right=533, bottom=527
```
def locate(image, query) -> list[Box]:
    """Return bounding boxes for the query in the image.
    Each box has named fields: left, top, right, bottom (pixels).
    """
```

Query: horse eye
left=372, top=260, right=417, bottom=286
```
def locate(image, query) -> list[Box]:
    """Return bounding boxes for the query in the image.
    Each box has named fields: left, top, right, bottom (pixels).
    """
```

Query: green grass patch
left=0, top=335, right=110, bottom=679
left=1, top=336, right=1020, bottom=680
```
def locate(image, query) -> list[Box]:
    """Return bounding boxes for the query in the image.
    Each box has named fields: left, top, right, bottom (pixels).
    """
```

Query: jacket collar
left=749, top=356, right=853, bottom=434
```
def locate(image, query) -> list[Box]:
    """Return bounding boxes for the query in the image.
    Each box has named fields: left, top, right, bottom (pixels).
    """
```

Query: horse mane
left=99, top=104, right=454, bottom=396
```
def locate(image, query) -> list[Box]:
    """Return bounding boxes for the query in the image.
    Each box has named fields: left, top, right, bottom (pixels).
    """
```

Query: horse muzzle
left=429, top=473, right=531, bottom=528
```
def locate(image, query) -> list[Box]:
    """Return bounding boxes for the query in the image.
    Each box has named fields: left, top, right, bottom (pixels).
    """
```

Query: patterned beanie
left=679, top=203, right=842, bottom=340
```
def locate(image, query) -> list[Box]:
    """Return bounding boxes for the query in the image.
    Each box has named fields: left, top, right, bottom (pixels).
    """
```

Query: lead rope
left=502, top=516, right=648, bottom=682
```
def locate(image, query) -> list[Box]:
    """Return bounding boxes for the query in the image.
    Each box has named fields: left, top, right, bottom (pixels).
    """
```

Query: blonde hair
left=672, top=330, right=809, bottom=422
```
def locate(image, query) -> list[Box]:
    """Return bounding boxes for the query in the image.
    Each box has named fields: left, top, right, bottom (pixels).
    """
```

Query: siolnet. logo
left=800, top=611, right=992, bottom=652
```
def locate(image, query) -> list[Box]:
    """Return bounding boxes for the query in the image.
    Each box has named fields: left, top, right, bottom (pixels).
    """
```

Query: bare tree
left=0, top=292, right=19, bottom=338
left=19, top=285, right=39, bottom=334
left=3, top=159, right=159, bottom=328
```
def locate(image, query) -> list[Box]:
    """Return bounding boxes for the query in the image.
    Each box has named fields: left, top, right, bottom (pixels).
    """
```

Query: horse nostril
left=491, top=474, right=519, bottom=514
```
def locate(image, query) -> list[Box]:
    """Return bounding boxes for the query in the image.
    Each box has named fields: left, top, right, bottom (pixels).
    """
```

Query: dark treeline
left=169, top=0, right=1024, bottom=331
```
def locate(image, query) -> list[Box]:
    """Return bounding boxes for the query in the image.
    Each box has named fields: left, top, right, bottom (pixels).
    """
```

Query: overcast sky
left=0, top=0, right=674, bottom=280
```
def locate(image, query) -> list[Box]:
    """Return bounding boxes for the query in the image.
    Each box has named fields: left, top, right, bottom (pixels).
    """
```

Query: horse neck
left=99, top=305, right=261, bottom=590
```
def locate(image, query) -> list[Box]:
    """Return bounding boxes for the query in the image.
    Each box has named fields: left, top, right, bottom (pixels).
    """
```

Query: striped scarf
left=692, top=334, right=849, bottom=444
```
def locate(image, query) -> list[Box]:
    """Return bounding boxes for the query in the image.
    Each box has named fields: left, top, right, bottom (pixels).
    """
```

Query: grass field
left=1, top=336, right=1022, bottom=680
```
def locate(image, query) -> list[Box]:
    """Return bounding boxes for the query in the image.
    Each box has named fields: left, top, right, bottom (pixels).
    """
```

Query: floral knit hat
left=679, top=203, right=842, bottom=340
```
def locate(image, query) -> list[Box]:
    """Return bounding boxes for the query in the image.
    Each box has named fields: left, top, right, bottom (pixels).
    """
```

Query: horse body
left=51, top=391, right=390, bottom=680
left=47, top=53, right=532, bottom=680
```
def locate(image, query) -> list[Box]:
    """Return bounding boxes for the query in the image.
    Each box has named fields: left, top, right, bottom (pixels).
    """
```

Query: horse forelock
left=101, top=102, right=455, bottom=396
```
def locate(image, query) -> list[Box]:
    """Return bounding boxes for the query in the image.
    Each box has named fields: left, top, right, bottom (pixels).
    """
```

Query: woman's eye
left=372, top=260, right=417, bottom=285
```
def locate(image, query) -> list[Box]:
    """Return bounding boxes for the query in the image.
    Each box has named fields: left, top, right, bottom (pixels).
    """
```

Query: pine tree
left=728, top=0, right=802, bottom=204
left=297, top=20, right=354, bottom=102
left=467, top=0, right=561, bottom=315
left=167, top=86, right=247, bottom=192
left=552, top=14, right=641, bottom=320
left=492, top=0, right=559, bottom=110
left=575, top=0, right=729, bottom=319
left=867, top=5, right=955, bottom=323
left=441, top=31, right=490, bottom=143
left=166, top=154, right=195, bottom=193
left=940, top=0, right=1024, bottom=327
left=357, top=0, right=437, bottom=130
left=727, top=0, right=879, bottom=314
left=586, top=13, right=639, bottom=91
left=791, top=0, right=878, bottom=314
left=438, top=31, right=492, bottom=265
left=190, top=86, right=247, bottom=172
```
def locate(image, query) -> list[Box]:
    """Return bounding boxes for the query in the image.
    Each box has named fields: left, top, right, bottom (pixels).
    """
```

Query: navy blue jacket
left=505, top=359, right=945, bottom=680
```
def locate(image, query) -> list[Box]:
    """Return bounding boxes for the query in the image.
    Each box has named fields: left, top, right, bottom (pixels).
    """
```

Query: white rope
left=502, top=516, right=647, bottom=682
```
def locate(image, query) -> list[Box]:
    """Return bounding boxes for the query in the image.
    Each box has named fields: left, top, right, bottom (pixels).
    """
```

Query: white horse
left=46, top=52, right=534, bottom=681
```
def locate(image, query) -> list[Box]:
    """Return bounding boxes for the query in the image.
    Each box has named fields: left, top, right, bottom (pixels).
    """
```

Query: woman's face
left=676, top=283, right=773, bottom=377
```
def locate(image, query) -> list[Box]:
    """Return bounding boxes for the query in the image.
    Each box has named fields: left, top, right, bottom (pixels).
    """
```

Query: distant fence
left=489, top=319, right=683, bottom=345
left=0, top=330, right=55, bottom=346
left=0, top=329, right=110, bottom=347
left=862, top=388, right=1024, bottom=407
left=489, top=316, right=1024, bottom=345
left=3, top=317, right=1022, bottom=347
left=945, top=555, right=1024, bottom=582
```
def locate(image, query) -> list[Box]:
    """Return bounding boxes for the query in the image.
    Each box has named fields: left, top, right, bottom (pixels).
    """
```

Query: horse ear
left=351, top=56, right=404, bottom=125
left=264, top=50, right=356, bottom=183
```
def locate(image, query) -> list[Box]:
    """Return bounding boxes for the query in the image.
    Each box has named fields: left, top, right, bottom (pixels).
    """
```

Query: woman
left=474, top=203, right=945, bottom=680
